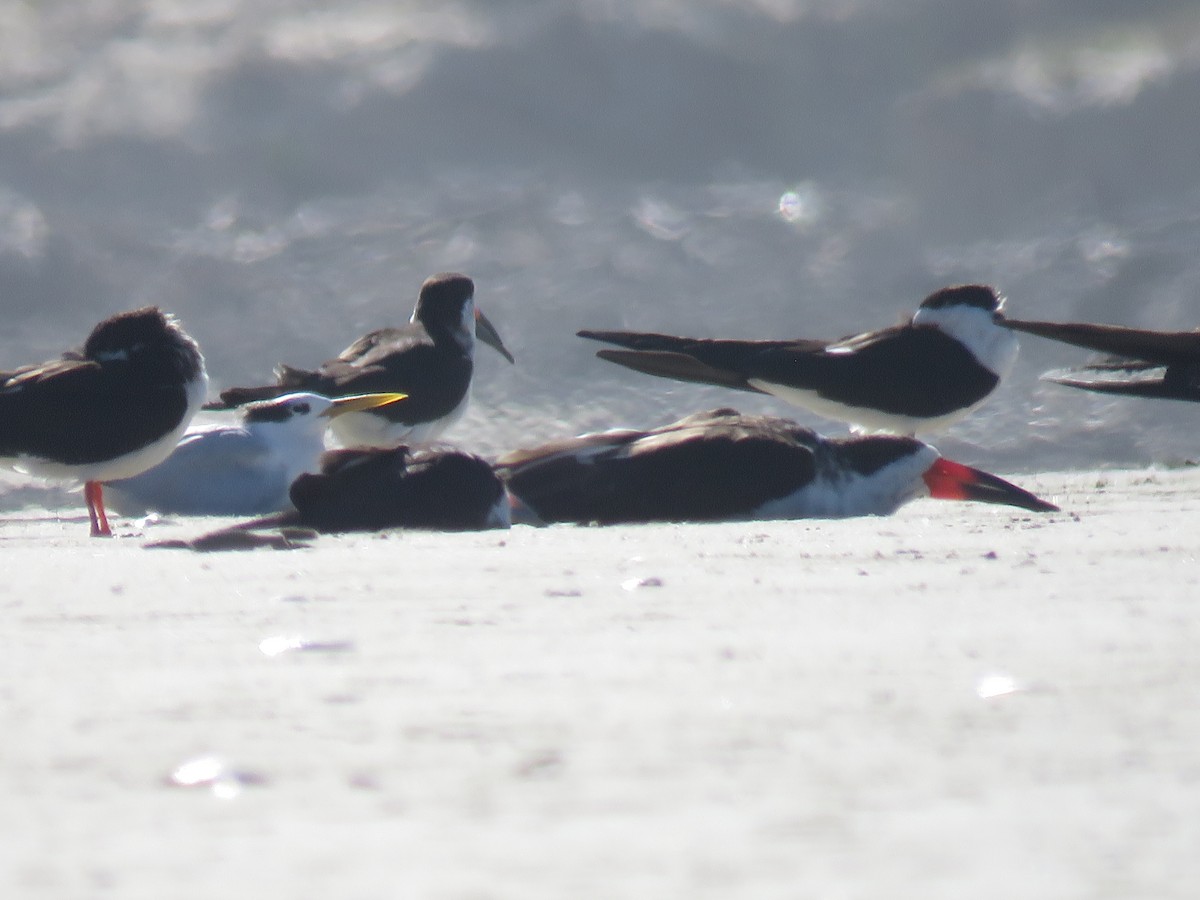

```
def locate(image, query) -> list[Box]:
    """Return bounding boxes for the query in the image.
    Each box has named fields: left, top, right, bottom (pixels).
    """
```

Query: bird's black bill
left=476, top=310, right=515, bottom=364
left=923, top=458, right=1059, bottom=513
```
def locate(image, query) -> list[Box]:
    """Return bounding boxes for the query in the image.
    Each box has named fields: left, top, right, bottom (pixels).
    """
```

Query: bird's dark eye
left=294, top=403, right=310, bottom=415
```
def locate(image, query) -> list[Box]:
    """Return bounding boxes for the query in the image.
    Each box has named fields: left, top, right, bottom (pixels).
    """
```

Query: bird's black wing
left=578, top=329, right=828, bottom=394
left=1003, top=319, right=1200, bottom=365
left=208, top=384, right=289, bottom=409
left=580, top=325, right=997, bottom=417
left=1004, top=319, right=1200, bottom=402
left=290, top=447, right=503, bottom=532
left=498, top=409, right=816, bottom=524
left=330, top=326, right=424, bottom=367
left=213, top=325, right=471, bottom=422
left=0, top=357, right=190, bottom=464
left=1, top=357, right=86, bottom=390
left=747, top=325, right=999, bottom=418
left=306, top=341, right=472, bottom=424
left=1043, top=359, right=1200, bottom=401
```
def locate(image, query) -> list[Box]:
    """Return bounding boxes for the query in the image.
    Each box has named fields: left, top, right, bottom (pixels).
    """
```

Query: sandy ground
left=2, top=467, right=1200, bottom=899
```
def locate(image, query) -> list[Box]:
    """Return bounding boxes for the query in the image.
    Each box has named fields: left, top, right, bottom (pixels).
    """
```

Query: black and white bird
left=281, top=445, right=510, bottom=532
left=105, top=391, right=408, bottom=517
left=578, top=284, right=1018, bottom=435
left=1003, top=318, right=1200, bottom=402
left=496, top=408, right=1057, bottom=525
left=150, top=445, right=510, bottom=549
left=209, top=273, right=514, bottom=448
left=1, top=307, right=208, bottom=536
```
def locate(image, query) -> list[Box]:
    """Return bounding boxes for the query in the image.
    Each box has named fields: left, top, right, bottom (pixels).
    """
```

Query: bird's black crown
left=415, top=273, right=474, bottom=315
left=82, top=306, right=205, bottom=382
left=919, top=284, right=1001, bottom=313
left=84, top=307, right=173, bottom=357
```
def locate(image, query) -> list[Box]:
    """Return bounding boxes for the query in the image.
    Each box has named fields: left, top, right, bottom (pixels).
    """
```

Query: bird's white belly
left=748, top=379, right=978, bottom=436
left=8, top=373, right=210, bottom=483
left=17, top=436, right=176, bottom=484
left=329, top=392, right=470, bottom=449
left=753, top=450, right=934, bottom=519
left=753, top=476, right=920, bottom=520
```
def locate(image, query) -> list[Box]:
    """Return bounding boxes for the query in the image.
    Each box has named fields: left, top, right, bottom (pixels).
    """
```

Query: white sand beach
left=7, top=2, right=1200, bottom=896
left=2, top=467, right=1199, bottom=898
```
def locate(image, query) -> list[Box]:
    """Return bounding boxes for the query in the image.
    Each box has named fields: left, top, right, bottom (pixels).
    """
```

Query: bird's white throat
left=911, top=304, right=1018, bottom=378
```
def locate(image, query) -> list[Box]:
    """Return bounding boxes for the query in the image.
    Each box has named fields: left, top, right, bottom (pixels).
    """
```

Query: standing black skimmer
left=1, top=307, right=208, bottom=536
left=149, top=445, right=509, bottom=548
left=209, top=273, right=514, bottom=448
left=1003, top=318, right=1200, bottom=402
left=577, top=284, right=1018, bottom=434
left=496, top=408, right=1057, bottom=525
left=105, top=391, right=407, bottom=517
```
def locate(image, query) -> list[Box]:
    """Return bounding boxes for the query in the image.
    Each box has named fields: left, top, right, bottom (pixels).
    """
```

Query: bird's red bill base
left=922, top=458, right=1059, bottom=512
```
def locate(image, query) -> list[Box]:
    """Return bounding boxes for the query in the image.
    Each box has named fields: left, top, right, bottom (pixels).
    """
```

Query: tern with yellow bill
left=106, top=392, right=407, bottom=517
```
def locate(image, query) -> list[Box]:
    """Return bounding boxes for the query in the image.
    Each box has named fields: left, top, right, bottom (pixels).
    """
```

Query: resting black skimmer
left=282, top=445, right=509, bottom=532
left=0, top=307, right=207, bottom=536
left=105, top=391, right=407, bottom=517
left=209, top=273, right=514, bottom=447
left=578, top=285, right=1018, bottom=434
left=1002, top=318, right=1200, bottom=402
left=150, top=445, right=509, bottom=549
left=496, top=408, right=1057, bottom=525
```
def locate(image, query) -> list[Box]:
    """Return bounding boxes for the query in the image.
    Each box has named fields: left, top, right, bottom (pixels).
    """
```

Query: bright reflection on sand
left=621, top=576, right=664, bottom=591
left=259, top=635, right=308, bottom=657
left=171, top=755, right=224, bottom=786
left=167, top=755, right=247, bottom=799
left=259, top=635, right=355, bottom=656
left=976, top=673, right=1019, bottom=699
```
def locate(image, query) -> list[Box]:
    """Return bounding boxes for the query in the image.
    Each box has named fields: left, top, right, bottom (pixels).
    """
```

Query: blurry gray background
left=3, top=0, right=1199, bottom=471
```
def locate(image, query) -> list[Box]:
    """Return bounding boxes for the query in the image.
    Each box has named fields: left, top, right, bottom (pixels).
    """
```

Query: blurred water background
left=3, top=0, right=1200, bottom=474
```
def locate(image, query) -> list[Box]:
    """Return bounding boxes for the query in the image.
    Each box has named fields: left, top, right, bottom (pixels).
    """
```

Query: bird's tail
left=275, top=364, right=319, bottom=389
left=202, top=384, right=287, bottom=410
left=202, top=365, right=321, bottom=411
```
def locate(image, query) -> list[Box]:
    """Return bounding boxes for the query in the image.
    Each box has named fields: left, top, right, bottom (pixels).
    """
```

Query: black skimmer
left=105, top=391, right=408, bottom=517
left=148, top=445, right=510, bottom=549
left=1003, top=318, right=1200, bottom=402
left=208, top=273, right=514, bottom=447
left=496, top=408, right=1057, bottom=525
left=1, top=307, right=208, bottom=536
left=283, top=445, right=510, bottom=532
left=577, top=284, right=1018, bottom=434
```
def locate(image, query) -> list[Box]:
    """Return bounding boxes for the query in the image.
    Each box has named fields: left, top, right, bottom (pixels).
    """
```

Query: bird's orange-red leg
left=84, top=481, right=112, bottom=537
